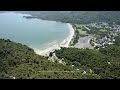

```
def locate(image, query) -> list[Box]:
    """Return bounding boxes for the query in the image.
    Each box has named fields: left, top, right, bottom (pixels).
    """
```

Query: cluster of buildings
left=85, top=22, right=120, bottom=50
left=73, top=22, right=120, bottom=50
left=86, top=22, right=111, bottom=29
left=86, top=22, right=120, bottom=32
left=90, top=34, right=116, bottom=50
left=112, top=25, right=120, bottom=32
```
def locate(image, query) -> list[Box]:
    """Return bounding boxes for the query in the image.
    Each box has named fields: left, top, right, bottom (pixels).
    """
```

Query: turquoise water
left=0, top=12, right=70, bottom=49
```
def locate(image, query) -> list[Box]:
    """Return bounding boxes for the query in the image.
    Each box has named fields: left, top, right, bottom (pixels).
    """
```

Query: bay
left=0, top=12, right=70, bottom=51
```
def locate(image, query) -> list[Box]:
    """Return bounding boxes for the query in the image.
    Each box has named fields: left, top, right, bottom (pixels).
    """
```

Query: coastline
left=60, top=23, right=75, bottom=47
left=34, top=23, right=75, bottom=56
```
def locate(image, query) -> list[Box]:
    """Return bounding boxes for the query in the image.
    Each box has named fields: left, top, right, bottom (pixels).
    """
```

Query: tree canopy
left=0, top=39, right=99, bottom=79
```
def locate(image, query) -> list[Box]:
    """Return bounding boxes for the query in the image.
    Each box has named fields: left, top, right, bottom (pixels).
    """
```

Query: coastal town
left=71, top=22, right=120, bottom=50
left=86, top=22, right=120, bottom=32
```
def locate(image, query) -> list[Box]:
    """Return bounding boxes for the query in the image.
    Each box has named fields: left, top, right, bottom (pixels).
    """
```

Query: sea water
left=0, top=12, right=70, bottom=50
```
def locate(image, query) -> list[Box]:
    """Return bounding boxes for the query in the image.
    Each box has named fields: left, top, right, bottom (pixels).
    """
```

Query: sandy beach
left=60, top=23, right=75, bottom=47
left=34, top=23, right=75, bottom=56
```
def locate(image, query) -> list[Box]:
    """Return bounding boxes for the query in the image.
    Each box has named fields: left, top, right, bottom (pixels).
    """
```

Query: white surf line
left=34, top=23, right=75, bottom=56
left=60, top=23, right=75, bottom=47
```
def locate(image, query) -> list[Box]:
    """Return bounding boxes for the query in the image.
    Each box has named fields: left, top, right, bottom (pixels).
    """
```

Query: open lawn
left=99, top=29, right=108, bottom=32
left=78, top=29, right=87, bottom=35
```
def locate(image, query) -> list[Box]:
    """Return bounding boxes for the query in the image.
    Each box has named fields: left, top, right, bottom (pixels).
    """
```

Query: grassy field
left=99, top=29, right=108, bottom=32
left=78, top=29, right=87, bottom=35
left=74, top=24, right=88, bottom=36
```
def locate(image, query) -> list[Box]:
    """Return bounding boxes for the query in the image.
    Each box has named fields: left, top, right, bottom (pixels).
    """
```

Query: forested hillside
left=55, top=46, right=120, bottom=79
left=19, top=11, right=120, bottom=24
left=1, top=37, right=120, bottom=79
left=0, top=39, right=99, bottom=79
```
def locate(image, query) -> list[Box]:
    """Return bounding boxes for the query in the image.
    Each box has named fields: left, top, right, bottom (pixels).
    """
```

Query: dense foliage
left=0, top=39, right=100, bottom=79
left=55, top=46, right=120, bottom=79
left=17, top=11, right=120, bottom=24
left=114, top=36, right=120, bottom=46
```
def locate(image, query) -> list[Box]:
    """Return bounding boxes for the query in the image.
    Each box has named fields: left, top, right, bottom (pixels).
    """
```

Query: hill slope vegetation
left=0, top=39, right=99, bottom=79
left=19, top=11, right=120, bottom=24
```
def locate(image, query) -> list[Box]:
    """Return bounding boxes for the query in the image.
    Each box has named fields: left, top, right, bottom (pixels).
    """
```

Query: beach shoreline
left=34, top=23, right=75, bottom=56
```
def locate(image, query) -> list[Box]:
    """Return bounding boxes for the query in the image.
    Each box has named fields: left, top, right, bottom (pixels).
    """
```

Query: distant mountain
left=17, top=11, right=120, bottom=24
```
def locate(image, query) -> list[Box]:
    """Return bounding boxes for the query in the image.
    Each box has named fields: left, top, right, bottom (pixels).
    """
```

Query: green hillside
left=55, top=46, right=120, bottom=79
left=1, top=38, right=120, bottom=79
left=19, top=11, right=120, bottom=24
left=0, top=39, right=99, bottom=79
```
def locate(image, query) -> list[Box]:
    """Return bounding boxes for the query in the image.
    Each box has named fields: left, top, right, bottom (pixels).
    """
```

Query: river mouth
left=0, top=12, right=71, bottom=55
